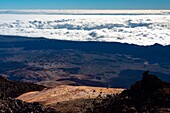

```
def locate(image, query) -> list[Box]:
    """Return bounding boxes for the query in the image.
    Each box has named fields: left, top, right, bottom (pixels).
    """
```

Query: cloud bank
left=0, top=12, right=170, bottom=46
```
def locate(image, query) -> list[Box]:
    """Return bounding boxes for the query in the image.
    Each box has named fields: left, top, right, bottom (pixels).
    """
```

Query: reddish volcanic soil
left=17, top=85, right=124, bottom=105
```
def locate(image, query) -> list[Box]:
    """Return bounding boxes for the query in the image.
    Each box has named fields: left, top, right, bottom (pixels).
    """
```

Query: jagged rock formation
left=91, top=71, right=170, bottom=113
left=0, top=76, right=57, bottom=113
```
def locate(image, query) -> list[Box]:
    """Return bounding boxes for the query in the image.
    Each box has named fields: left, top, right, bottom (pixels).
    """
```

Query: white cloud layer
left=0, top=10, right=170, bottom=46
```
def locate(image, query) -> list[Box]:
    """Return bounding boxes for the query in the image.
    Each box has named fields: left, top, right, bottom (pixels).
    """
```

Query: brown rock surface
left=17, top=85, right=124, bottom=106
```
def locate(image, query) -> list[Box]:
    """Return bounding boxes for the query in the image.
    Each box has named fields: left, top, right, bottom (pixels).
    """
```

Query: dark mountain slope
left=0, top=35, right=170, bottom=64
left=0, top=76, right=44, bottom=98
left=91, top=71, right=170, bottom=113
left=0, top=35, right=170, bottom=88
left=0, top=76, right=57, bottom=113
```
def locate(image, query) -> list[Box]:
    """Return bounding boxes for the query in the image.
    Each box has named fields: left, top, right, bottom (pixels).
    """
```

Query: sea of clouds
left=0, top=10, right=170, bottom=46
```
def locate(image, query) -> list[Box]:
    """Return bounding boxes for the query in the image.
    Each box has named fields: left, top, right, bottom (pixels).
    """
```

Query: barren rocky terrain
left=17, top=85, right=123, bottom=105
left=16, top=71, right=170, bottom=113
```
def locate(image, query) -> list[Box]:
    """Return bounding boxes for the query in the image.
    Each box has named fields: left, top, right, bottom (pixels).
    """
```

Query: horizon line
left=0, top=9, right=170, bottom=10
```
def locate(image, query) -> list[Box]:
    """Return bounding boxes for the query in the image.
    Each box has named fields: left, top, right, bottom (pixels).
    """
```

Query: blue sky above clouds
left=0, top=0, right=170, bottom=9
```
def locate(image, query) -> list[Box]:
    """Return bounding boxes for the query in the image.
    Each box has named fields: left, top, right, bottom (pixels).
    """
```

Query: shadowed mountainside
left=0, top=76, right=44, bottom=98
left=0, top=76, right=57, bottom=113
left=0, top=35, right=170, bottom=88
left=91, top=71, right=170, bottom=113
left=0, top=35, right=170, bottom=64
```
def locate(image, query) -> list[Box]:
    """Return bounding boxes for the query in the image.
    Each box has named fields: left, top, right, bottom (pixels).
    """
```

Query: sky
left=0, top=0, right=170, bottom=10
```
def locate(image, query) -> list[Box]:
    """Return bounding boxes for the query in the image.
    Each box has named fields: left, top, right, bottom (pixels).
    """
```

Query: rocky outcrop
left=0, top=76, right=45, bottom=98
left=0, top=71, right=169, bottom=113
left=91, top=71, right=170, bottom=113
left=0, top=98, right=56, bottom=113
left=0, top=76, right=57, bottom=113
